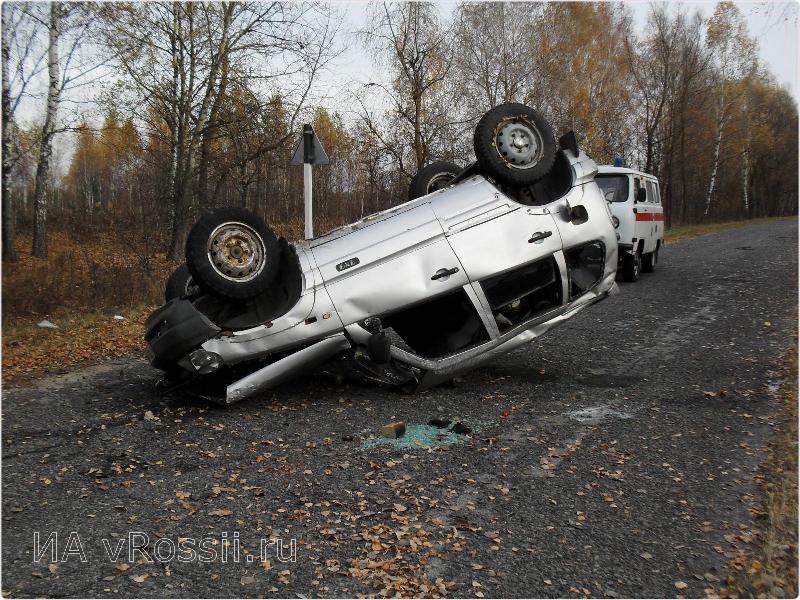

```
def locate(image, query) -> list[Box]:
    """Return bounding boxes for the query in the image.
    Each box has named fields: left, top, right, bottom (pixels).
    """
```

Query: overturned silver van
left=145, top=104, right=619, bottom=403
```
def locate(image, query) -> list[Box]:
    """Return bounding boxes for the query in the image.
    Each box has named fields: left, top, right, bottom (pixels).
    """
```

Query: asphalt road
left=2, top=219, right=797, bottom=599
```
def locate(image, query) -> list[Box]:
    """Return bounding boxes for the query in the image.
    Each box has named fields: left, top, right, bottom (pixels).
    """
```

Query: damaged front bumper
left=144, top=299, right=221, bottom=371
left=145, top=298, right=357, bottom=404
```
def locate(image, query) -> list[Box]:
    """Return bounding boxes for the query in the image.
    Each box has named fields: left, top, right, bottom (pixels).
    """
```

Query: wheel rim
left=494, top=118, right=544, bottom=170
left=426, top=172, right=456, bottom=193
left=207, top=221, right=267, bottom=282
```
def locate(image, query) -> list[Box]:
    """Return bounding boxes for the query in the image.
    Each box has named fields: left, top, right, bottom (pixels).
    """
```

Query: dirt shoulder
left=1, top=305, right=155, bottom=385
left=723, top=335, right=798, bottom=599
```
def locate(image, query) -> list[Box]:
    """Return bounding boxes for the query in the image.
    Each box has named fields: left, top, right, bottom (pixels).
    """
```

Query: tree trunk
left=742, top=147, right=750, bottom=217
left=167, top=180, right=192, bottom=260
left=32, top=3, right=60, bottom=258
left=703, top=115, right=723, bottom=218
left=1, top=8, right=17, bottom=261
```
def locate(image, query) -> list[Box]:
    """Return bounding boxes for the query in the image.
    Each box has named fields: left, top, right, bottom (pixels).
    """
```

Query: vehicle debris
left=363, top=423, right=471, bottom=451
left=451, top=422, right=472, bottom=435
left=381, top=421, right=406, bottom=439
left=36, top=320, right=58, bottom=329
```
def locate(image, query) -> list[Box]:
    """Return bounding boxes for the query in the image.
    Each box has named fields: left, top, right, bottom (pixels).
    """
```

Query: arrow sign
left=290, top=124, right=329, bottom=166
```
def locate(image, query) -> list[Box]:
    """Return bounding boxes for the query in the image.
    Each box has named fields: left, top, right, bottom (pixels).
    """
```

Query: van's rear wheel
left=622, top=251, right=641, bottom=282
left=408, top=161, right=460, bottom=200
left=473, top=103, right=557, bottom=186
left=186, top=207, right=280, bottom=300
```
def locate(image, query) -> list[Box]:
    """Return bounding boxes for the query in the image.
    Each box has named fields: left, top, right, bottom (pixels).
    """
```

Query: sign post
left=290, top=124, right=329, bottom=240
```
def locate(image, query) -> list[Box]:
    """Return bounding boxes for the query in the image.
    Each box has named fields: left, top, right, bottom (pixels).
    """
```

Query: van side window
left=645, top=180, right=655, bottom=203
left=634, top=177, right=645, bottom=202
left=653, top=182, right=661, bottom=204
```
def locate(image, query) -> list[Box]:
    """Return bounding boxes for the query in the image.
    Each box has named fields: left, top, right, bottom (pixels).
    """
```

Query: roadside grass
left=665, top=216, right=795, bottom=242
left=727, top=336, right=798, bottom=599
left=1, top=229, right=175, bottom=385
left=1, top=305, right=155, bottom=385
left=1, top=230, right=176, bottom=323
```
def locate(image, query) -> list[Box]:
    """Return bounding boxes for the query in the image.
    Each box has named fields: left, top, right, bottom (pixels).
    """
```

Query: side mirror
left=636, top=187, right=647, bottom=203
left=570, top=204, right=589, bottom=225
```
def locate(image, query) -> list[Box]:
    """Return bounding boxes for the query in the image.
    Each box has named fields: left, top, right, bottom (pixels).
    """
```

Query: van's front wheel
left=622, top=251, right=641, bottom=282
left=641, top=251, right=656, bottom=273
left=473, top=103, right=557, bottom=186
left=186, top=207, right=280, bottom=300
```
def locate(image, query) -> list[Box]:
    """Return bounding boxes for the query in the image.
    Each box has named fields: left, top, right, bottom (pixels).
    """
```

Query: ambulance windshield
left=596, top=174, right=629, bottom=203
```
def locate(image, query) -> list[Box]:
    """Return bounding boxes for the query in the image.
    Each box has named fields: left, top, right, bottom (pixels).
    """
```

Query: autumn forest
left=1, top=1, right=797, bottom=322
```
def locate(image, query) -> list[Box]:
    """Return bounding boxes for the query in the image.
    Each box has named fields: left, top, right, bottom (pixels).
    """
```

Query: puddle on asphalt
left=362, top=423, right=469, bottom=451
left=566, top=405, right=633, bottom=424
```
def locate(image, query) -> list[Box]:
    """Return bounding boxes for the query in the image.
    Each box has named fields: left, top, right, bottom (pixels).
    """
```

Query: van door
left=312, top=204, right=469, bottom=326
left=443, top=205, right=562, bottom=283
left=638, top=179, right=660, bottom=253
left=652, top=180, right=665, bottom=243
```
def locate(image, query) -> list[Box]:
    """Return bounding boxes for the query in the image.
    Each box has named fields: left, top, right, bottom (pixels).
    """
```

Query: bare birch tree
left=2, top=3, right=46, bottom=261
left=452, top=2, right=541, bottom=116
left=27, top=2, right=101, bottom=257
left=703, top=2, right=757, bottom=217
left=628, top=5, right=686, bottom=175
left=29, top=2, right=61, bottom=257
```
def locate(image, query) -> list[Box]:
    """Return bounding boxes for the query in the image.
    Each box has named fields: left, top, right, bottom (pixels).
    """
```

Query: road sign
left=290, top=124, right=329, bottom=240
left=290, top=124, right=329, bottom=166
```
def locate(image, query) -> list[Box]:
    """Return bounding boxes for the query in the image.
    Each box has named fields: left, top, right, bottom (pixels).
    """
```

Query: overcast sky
left=320, top=0, right=799, bottom=113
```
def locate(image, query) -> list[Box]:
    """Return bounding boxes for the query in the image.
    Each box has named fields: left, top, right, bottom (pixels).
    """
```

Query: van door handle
left=431, top=267, right=459, bottom=280
left=528, top=231, right=553, bottom=244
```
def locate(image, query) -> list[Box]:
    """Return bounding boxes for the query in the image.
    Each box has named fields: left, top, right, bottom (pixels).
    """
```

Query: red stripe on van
left=635, top=212, right=664, bottom=222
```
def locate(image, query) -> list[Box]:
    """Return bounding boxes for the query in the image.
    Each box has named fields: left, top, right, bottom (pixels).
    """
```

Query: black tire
left=186, top=207, right=280, bottom=300
left=165, top=263, right=194, bottom=301
left=473, top=103, right=557, bottom=186
left=408, top=161, right=460, bottom=200
left=622, top=251, right=641, bottom=282
left=642, top=251, right=655, bottom=273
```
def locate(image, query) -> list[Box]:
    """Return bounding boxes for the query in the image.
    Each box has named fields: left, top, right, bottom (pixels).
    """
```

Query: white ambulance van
left=596, top=166, right=664, bottom=282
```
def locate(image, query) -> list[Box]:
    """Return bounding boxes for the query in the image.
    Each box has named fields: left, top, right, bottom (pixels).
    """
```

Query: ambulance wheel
left=623, top=251, right=641, bottom=282
left=642, top=251, right=655, bottom=273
